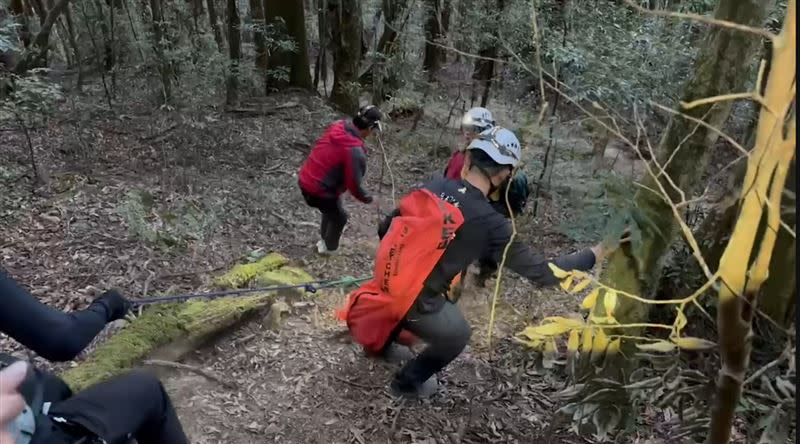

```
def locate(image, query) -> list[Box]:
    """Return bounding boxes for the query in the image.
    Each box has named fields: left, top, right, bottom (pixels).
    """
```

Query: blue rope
left=131, top=275, right=370, bottom=307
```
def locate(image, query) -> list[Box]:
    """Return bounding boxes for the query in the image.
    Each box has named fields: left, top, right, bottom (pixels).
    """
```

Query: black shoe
left=390, top=376, right=438, bottom=399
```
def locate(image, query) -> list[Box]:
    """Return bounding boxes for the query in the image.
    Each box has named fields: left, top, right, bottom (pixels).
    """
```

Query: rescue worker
left=443, top=107, right=494, bottom=180
left=0, top=266, right=189, bottom=444
left=298, top=105, right=383, bottom=254
left=443, top=107, right=533, bottom=288
left=338, top=127, right=624, bottom=398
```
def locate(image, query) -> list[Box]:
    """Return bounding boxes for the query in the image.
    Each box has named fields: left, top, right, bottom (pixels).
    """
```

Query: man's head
left=464, top=127, right=521, bottom=195
left=460, top=107, right=495, bottom=144
left=353, top=105, right=383, bottom=138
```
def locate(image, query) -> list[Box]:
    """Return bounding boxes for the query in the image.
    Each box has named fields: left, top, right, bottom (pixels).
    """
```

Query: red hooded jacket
left=298, top=120, right=372, bottom=203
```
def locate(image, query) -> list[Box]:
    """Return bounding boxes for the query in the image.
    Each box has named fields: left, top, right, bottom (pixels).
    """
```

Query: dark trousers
left=302, top=190, right=348, bottom=251
left=39, top=371, right=189, bottom=444
left=393, top=300, right=471, bottom=390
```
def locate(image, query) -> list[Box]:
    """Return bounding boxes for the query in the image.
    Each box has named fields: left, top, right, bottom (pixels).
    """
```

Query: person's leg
left=47, top=371, right=188, bottom=444
left=0, top=267, right=109, bottom=362
left=392, top=301, right=471, bottom=395
left=321, top=198, right=348, bottom=251
left=475, top=256, right=498, bottom=287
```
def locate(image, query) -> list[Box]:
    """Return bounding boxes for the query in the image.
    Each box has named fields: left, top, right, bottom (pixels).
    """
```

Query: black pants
left=0, top=267, right=109, bottom=362
left=302, top=190, right=348, bottom=251
left=393, top=300, right=471, bottom=390
left=39, top=371, right=189, bottom=444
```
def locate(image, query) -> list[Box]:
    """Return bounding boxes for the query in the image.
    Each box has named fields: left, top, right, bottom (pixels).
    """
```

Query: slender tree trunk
left=422, top=0, right=444, bottom=80
left=206, top=0, right=224, bottom=52
left=122, top=0, right=146, bottom=62
left=225, top=0, right=240, bottom=106
left=264, top=0, right=312, bottom=89
left=63, top=4, right=83, bottom=88
left=92, top=0, right=114, bottom=70
left=78, top=0, right=114, bottom=107
left=329, top=0, right=361, bottom=112
left=312, top=0, right=328, bottom=91
left=10, top=0, right=32, bottom=48
left=249, top=0, right=267, bottom=79
left=149, top=0, right=172, bottom=105
left=708, top=2, right=795, bottom=439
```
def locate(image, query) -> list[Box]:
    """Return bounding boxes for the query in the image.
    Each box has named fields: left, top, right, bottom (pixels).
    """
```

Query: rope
left=131, top=275, right=370, bottom=307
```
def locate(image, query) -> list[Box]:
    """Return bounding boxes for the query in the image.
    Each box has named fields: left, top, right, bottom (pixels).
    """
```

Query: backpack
left=0, top=354, right=71, bottom=444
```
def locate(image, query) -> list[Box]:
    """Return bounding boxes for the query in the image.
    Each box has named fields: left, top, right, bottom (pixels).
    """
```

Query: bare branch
left=623, top=0, right=776, bottom=41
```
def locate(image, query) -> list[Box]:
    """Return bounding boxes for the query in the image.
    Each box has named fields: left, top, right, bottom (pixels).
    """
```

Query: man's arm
left=344, top=147, right=373, bottom=203
left=0, top=267, right=129, bottom=361
left=486, top=216, right=596, bottom=286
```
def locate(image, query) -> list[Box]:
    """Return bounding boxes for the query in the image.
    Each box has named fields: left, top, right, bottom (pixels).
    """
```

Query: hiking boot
left=316, top=240, right=330, bottom=255
left=381, top=343, right=416, bottom=364
left=390, top=376, right=439, bottom=399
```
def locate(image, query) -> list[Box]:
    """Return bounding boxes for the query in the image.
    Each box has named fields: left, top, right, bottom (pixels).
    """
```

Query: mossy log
left=61, top=253, right=312, bottom=391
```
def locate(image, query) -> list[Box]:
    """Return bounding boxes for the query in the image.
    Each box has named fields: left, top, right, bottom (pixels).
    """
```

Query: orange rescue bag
left=336, top=189, right=464, bottom=354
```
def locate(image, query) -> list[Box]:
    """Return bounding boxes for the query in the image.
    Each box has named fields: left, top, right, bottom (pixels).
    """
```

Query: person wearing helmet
left=299, top=105, right=383, bottom=254
left=443, top=107, right=495, bottom=180
left=338, top=126, right=625, bottom=398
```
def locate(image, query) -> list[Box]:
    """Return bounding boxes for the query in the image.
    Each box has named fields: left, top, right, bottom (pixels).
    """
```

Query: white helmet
left=467, top=126, right=521, bottom=168
left=461, top=107, right=495, bottom=133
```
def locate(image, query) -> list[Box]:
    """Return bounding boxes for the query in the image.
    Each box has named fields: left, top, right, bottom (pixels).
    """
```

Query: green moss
left=212, top=253, right=289, bottom=289
left=254, top=266, right=314, bottom=299
left=62, top=255, right=317, bottom=391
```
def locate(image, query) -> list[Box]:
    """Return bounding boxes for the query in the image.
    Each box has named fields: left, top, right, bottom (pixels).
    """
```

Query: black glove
left=93, top=289, right=132, bottom=322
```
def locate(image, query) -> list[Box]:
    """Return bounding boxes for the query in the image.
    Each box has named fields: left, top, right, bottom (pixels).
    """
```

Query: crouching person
left=338, top=127, right=621, bottom=398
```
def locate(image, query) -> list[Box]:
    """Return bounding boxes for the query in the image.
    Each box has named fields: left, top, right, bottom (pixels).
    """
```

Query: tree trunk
left=600, top=0, right=770, bottom=320
left=313, top=0, right=328, bottom=92
left=13, top=0, right=72, bottom=73
left=249, top=0, right=267, bottom=76
left=360, top=0, right=410, bottom=101
left=577, top=0, right=772, bottom=435
left=422, top=0, right=444, bottom=80
left=470, top=46, right=495, bottom=106
left=92, top=0, right=114, bottom=70
left=206, top=0, right=224, bottom=52
left=10, top=0, right=32, bottom=48
left=329, top=0, right=361, bottom=112
left=63, top=4, right=83, bottom=88
left=264, top=0, right=313, bottom=89
left=149, top=0, right=172, bottom=105
left=225, top=0, right=240, bottom=106
left=708, top=1, right=795, bottom=439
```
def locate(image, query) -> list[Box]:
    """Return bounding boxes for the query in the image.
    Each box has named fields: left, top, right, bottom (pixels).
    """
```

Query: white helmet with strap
left=461, top=107, right=495, bottom=133
left=467, top=126, right=521, bottom=168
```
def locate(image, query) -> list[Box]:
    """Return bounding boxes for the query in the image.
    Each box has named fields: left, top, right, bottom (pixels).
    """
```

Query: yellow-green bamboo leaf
left=671, top=336, right=716, bottom=350
left=607, top=338, right=621, bottom=354
left=604, top=290, right=617, bottom=317
left=590, top=328, right=609, bottom=362
left=542, top=316, right=585, bottom=329
left=544, top=338, right=558, bottom=354
left=560, top=275, right=575, bottom=292
left=581, top=288, right=600, bottom=310
left=570, top=278, right=592, bottom=294
left=567, top=329, right=581, bottom=352
left=521, top=322, right=571, bottom=338
left=548, top=263, right=570, bottom=279
left=636, top=341, right=677, bottom=353
left=581, top=328, right=594, bottom=352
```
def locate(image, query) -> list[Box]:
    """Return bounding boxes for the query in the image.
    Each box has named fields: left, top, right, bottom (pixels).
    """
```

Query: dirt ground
left=1, top=77, right=661, bottom=443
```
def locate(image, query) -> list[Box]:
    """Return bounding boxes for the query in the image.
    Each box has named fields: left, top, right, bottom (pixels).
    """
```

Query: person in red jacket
left=443, top=107, right=495, bottom=180
left=299, top=105, right=383, bottom=254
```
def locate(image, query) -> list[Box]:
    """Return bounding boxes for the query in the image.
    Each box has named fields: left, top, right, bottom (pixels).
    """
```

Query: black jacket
left=379, top=177, right=595, bottom=312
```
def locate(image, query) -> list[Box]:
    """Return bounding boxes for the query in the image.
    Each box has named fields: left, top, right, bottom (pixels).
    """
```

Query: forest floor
left=0, top=74, right=677, bottom=443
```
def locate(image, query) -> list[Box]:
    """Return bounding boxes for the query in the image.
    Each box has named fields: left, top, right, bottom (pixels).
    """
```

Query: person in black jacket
left=373, top=127, right=624, bottom=398
left=0, top=266, right=189, bottom=444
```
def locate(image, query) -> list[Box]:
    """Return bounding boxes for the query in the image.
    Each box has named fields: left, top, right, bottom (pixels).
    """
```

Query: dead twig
left=143, top=359, right=237, bottom=389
